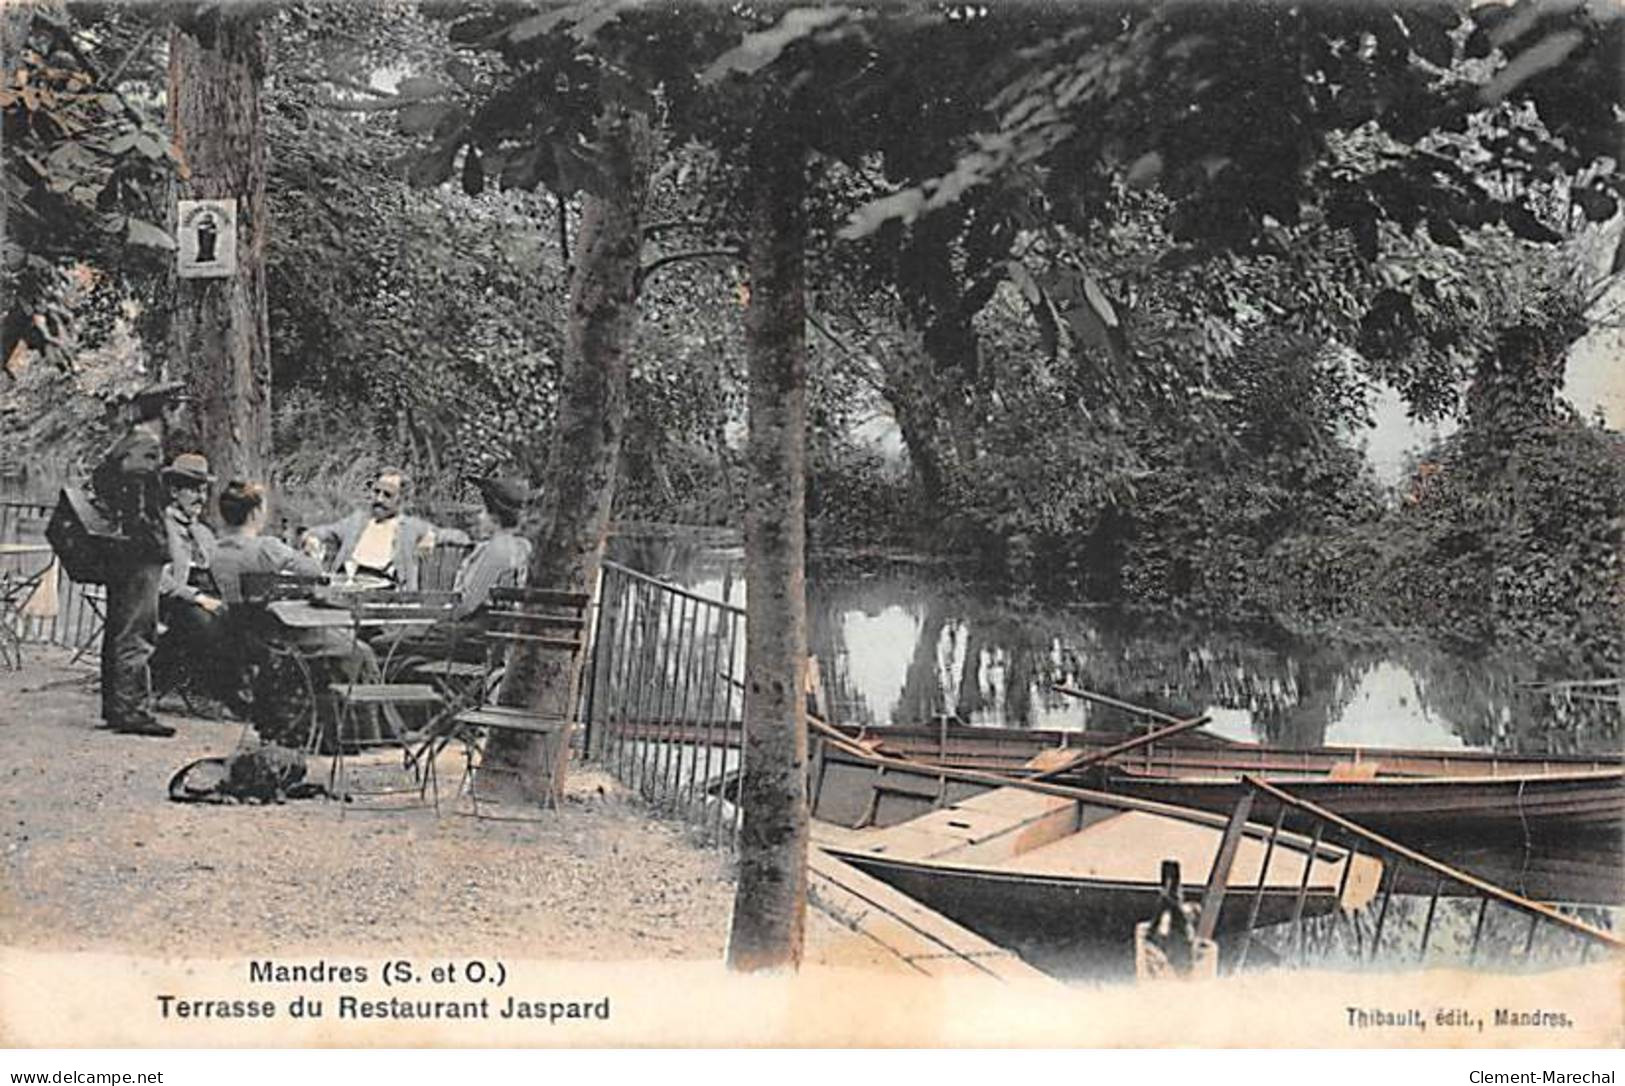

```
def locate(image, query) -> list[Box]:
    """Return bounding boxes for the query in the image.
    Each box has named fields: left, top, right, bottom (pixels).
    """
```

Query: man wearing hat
left=89, top=379, right=188, bottom=737
left=150, top=453, right=225, bottom=698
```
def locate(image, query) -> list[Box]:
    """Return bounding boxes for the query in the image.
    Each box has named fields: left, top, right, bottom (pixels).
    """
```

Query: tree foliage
left=1, top=4, right=176, bottom=373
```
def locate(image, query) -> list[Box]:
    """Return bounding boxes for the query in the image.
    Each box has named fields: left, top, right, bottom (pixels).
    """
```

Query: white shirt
left=350, top=516, right=400, bottom=573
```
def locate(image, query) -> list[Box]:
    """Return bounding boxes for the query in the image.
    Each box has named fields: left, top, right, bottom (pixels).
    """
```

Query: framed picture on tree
left=177, top=199, right=237, bottom=279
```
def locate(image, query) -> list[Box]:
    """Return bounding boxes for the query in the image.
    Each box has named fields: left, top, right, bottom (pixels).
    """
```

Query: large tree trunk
left=0, top=4, right=34, bottom=359
left=167, top=10, right=271, bottom=481
left=726, top=128, right=809, bottom=972
left=487, top=110, right=653, bottom=803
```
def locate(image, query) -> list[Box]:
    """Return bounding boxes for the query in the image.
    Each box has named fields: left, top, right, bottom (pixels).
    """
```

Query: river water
left=610, top=536, right=1621, bottom=761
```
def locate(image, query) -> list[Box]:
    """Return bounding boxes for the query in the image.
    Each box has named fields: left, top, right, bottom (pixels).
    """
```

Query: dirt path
left=0, top=645, right=888, bottom=967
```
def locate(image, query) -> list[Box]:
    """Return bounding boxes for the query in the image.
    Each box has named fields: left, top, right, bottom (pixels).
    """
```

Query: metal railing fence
left=586, top=559, right=748, bottom=847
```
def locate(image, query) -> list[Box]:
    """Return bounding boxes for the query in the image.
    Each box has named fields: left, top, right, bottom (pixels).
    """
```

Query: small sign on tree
left=176, top=199, right=237, bottom=279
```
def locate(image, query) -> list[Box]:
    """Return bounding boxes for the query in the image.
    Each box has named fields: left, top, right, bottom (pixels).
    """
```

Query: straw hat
left=162, top=452, right=215, bottom=484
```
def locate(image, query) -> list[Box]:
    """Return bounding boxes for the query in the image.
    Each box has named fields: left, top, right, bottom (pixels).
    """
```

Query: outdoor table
left=264, top=599, right=356, bottom=630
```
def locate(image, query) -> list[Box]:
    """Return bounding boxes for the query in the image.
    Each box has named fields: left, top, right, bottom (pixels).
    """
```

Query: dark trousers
left=101, top=560, right=163, bottom=726
left=153, top=597, right=232, bottom=700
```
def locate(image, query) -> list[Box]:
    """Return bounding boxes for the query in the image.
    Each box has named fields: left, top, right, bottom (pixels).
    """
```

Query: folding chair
left=399, top=566, right=527, bottom=782
left=0, top=555, right=52, bottom=670
left=402, top=628, right=490, bottom=801
left=214, top=572, right=332, bottom=746
left=326, top=591, right=457, bottom=810
left=444, top=587, right=591, bottom=820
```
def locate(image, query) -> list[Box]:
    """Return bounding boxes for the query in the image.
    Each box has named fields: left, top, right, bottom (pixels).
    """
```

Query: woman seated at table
left=212, top=481, right=326, bottom=604
left=213, top=480, right=401, bottom=748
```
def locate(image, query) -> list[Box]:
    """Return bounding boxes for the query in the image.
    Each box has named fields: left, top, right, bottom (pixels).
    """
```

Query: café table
left=260, top=591, right=454, bottom=758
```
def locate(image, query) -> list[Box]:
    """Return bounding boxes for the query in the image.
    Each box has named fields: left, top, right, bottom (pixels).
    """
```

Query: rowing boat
left=809, top=741, right=1382, bottom=968
left=832, top=722, right=1625, bottom=841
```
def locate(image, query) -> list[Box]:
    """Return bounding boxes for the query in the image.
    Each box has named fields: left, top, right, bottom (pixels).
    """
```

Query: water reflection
left=607, top=539, right=1621, bottom=759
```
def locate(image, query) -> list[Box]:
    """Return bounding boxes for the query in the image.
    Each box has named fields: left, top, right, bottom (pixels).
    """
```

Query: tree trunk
left=726, top=127, right=809, bottom=972
left=486, top=110, right=653, bottom=803
left=0, top=4, right=33, bottom=350
left=167, top=10, right=271, bottom=483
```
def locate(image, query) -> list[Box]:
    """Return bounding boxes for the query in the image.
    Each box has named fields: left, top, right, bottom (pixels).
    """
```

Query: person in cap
left=297, top=467, right=465, bottom=590
left=376, top=476, right=533, bottom=674
left=150, top=453, right=226, bottom=700
left=450, top=476, right=533, bottom=620
left=89, top=379, right=188, bottom=737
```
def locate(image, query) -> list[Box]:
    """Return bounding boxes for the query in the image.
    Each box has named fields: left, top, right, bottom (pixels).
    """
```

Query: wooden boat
left=828, top=722, right=1625, bottom=841
left=1093, top=765, right=1625, bottom=839
left=809, top=742, right=1383, bottom=966
left=845, top=719, right=1624, bottom=780
left=621, top=717, right=1624, bottom=838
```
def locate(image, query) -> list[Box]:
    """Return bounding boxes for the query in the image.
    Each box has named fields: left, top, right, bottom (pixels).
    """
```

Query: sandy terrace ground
left=0, top=645, right=889, bottom=967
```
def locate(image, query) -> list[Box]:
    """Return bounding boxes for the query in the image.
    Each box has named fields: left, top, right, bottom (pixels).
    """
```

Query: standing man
left=90, top=380, right=187, bottom=737
left=299, top=467, right=464, bottom=591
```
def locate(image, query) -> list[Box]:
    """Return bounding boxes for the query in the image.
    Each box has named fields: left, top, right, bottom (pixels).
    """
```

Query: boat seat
left=830, top=787, right=1080, bottom=864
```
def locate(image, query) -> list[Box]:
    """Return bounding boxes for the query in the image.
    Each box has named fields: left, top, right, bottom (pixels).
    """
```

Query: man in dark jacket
left=151, top=452, right=225, bottom=700
left=91, top=380, right=186, bottom=737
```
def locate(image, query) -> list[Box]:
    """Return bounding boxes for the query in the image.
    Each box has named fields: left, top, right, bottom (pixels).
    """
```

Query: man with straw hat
left=151, top=452, right=226, bottom=700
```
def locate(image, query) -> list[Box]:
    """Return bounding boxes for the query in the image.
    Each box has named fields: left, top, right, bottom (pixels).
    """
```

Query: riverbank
left=0, top=645, right=890, bottom=967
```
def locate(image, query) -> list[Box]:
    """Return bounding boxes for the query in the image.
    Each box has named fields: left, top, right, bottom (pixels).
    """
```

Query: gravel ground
left=0, top=645, right=883, bottom=966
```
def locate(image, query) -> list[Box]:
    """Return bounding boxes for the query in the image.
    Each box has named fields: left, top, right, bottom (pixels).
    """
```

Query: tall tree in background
left=0, top=4, right=28, bottom=332
left=167, top=5, right=271, bottom=479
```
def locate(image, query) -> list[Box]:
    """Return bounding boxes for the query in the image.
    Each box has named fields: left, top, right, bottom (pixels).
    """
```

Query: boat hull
left=809, top=742, right=1379, bottom=975
left=827, top=849, right=1344, bottom=949
left=1101, top=769, right=1625, bottom=841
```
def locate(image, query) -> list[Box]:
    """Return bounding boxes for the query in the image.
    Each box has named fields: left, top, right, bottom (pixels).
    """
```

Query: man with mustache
left=150, top=452, right=226, bottom=701
left=298, top=468, right=462, bottom=590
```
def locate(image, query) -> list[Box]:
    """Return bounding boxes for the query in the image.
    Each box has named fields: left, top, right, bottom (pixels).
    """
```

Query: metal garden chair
left=444, top=586, right=591, bottom=820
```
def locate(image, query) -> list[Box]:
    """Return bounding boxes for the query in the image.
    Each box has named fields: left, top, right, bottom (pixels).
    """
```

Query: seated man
left=151, top=453, right=227, bottom=700
left=378, top=476, right=533, bottom=672
left=214, top=481, right=401, bottom=748
left=298, top=467, right=465, bottom=590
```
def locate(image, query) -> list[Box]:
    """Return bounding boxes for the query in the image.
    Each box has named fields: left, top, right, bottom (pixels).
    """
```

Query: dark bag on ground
left=168, top=743, right=327, bottom=805
left=45, top=486, right=125, bottom=586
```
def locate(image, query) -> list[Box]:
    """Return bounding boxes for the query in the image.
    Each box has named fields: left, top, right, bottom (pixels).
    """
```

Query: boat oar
left=1026, top=712, right=1211, bottom=782
left=1051, top=683, right=1195, bottom=728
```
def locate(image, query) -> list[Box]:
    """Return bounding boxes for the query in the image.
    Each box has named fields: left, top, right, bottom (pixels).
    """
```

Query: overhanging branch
left=637, top=247, right=740, bottom=289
